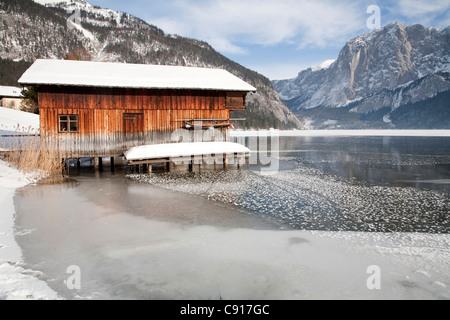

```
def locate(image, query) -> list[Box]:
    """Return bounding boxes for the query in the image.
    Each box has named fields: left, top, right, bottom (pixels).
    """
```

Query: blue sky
left=88, top=0, right=450, bottom=80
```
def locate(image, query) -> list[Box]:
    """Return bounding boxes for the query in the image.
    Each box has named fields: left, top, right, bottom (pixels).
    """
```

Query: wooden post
left=191, top=155, right=201, bottom=172
left=62, top=158, right=67, bottom=175
left=223, top=155, right=229, bottom=170
left=95, top=168, right=100, bottom=179
left=168, top=160, right=175, bottom=173
left=237, top=154, right=242, bottom=170
left=214, top=158, right=219, bottom=171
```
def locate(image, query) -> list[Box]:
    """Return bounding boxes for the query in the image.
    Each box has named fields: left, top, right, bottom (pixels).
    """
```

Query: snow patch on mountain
left=4, top=0, right=302, bottom=129
left=273, top=23, right=450, bottom=129
left=311, top=60, right=336, bottom=72
left=33, top=0, right=75, bottom=5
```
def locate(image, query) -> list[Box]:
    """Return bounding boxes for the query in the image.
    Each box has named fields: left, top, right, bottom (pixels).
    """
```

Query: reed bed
left=1, top=129, right=65, bottom=183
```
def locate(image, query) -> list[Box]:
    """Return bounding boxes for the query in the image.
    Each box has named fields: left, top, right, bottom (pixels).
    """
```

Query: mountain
left=273, top=22, right=450, bottom=129
left=0, top=0, right=302, bottom=129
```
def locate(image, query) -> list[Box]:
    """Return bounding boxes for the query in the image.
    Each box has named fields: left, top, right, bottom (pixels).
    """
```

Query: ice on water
left=14, top=176, right=450, bottom=299
left=13, top=136, right=450, bottom=300
left=130, top=163, right=450, bottom=233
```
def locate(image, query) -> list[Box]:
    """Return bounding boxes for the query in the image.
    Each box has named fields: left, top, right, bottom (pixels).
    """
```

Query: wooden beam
left=128, top=158, right=171, bottom=166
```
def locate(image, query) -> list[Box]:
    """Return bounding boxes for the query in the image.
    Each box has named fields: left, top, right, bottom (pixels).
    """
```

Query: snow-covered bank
left=0, top=160, right=59, bottom=299
left=230, top=129, right=450, bottom=137
left=1, top=107, right=58, bottom=299
left=0, top=107, right=39, bottom=135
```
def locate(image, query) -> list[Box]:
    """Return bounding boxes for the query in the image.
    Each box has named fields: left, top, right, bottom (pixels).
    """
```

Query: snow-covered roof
left=18, top=60, right=257, bottom=92
left=0, top=86, right=22, bottom=98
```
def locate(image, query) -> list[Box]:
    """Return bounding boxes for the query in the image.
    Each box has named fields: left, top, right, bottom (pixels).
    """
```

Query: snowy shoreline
left=1, top=105, right=449, bottom=299
left=3, top=158, right=450, bottom=300
left=0, top=107, right=57, bottom=299
left=0, top=159, right=59, bottom=300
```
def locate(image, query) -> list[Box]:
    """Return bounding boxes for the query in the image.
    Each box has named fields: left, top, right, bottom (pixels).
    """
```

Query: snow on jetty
left=124, top=142, right=251, bottom=162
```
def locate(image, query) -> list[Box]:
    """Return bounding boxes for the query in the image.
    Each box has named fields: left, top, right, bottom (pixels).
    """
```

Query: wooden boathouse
left=18, top=60, right=256, bottom=168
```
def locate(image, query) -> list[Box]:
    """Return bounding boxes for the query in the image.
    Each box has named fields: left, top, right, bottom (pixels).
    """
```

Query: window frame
left=58, top=114, right=79, bottom=133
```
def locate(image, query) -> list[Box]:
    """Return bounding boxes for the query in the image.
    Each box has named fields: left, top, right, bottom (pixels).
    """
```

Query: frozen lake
left=13, top=135, right=450, bottom=300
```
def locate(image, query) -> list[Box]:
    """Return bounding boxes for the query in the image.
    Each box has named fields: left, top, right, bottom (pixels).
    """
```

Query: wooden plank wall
left=39, top=86, right=233, bottom=111
left=38, top=86, right=237, bottom=157
left=225, top=91, right=246, bottom=110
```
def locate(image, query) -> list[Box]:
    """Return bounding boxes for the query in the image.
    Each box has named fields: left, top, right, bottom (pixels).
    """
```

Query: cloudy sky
left=88, top=0, right=450, bottom=80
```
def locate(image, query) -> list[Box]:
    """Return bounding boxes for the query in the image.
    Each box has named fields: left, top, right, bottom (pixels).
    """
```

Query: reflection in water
left=276, top=137, right=450, bottom=191
left=13, top=136, right=450, bottom=300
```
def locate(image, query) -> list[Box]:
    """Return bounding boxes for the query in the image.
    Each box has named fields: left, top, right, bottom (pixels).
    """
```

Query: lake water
left=13, top=135, right=450, bottom=300
left=132, top=136, right=450, bottom=233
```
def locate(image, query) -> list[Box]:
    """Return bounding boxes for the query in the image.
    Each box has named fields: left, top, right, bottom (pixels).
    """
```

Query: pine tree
left=20, top=86, right=39, bottom=114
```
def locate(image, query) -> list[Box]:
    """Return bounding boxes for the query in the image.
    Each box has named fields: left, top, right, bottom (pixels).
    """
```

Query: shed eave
left=17, top=82, right=256, bottom=93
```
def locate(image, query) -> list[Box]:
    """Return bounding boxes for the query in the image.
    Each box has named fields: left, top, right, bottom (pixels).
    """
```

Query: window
left=59, top=115, right=79, bottom=133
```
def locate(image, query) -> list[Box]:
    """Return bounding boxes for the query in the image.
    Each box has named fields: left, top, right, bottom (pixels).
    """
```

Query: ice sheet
left=13, top=173, right=450, bottom=300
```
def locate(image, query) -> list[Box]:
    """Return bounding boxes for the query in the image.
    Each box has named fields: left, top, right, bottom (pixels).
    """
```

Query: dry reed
left=0, top=128, right=65, bottom=183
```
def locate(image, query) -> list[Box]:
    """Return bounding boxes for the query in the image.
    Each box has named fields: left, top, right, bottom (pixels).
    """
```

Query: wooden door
left=123, top=113, right=144, bottom=134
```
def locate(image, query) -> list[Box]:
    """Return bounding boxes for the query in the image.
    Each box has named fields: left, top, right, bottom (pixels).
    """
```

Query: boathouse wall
left=38, top=85, right=247, bottom=157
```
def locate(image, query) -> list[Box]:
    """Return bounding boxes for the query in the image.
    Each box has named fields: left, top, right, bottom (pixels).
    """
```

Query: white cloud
left=395, top=0, right=450, bottom=16
left=393, top=0, right=450, bottom=27
left=149, top=0, right=366, bottom=54
left=249, top=62, right=307, bottom=80
left=252, top=59, right=338, bottom=80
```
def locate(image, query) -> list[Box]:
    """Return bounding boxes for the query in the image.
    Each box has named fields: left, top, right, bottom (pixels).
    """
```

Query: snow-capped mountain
left=273, top=22, right=450, bottom=129
left=0, top=0, right=302, bottom=129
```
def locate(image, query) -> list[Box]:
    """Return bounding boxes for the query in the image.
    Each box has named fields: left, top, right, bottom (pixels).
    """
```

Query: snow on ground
left=0, top=107, right=58, bottom=299
left=0, top=107, right=39, bottom=135
left=0, top=160, right=59, bottom=300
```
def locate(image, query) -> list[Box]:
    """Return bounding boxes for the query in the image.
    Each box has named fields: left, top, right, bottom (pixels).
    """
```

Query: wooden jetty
left=124, top=141, right=250, bottom=173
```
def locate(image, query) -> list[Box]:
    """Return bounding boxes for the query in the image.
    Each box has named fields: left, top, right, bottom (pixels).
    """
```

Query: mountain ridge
left=0, top=0, right=302, bottom=129
left=273, top=22, right=450, bottom=129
